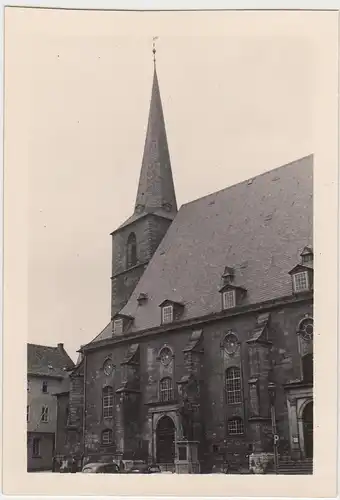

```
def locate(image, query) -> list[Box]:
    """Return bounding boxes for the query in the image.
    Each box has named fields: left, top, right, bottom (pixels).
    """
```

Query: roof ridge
left=28, top=342, right=59, bottom=349
left=180, top=154, right=313, bottom=209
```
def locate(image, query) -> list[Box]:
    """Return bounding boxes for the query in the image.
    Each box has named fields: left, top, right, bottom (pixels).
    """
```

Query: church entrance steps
left=277, top=458, right=313, bottom=475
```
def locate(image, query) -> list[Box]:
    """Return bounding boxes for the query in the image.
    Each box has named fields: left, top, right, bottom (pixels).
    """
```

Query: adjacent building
left=27, top=343, right=74, bottom=471
left=55, top=60, right=313, bottom=473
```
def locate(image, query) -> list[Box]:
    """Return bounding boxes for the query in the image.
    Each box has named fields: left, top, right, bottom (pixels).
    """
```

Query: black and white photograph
left=2, top=5, right=338, bottom=498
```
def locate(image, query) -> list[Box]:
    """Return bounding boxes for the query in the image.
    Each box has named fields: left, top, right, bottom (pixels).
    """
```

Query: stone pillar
left=287, top=396, right=301, bottom=460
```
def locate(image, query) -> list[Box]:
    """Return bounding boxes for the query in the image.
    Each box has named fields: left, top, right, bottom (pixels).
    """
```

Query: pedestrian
left=71, top=456, right=77, bottom=473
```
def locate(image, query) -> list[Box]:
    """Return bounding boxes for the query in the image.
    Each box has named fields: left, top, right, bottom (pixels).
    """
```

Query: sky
left=5, top=8, right=323, bottom=360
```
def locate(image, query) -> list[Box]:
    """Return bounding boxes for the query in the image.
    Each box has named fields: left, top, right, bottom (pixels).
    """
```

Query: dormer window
left=219, top=266, right=246, bottom=310
left=113, top=318, right=123, bottom=334
left=292, top=271, right=309, bottom=293
left=222, top=266, right=235, bottom=285
left=223, top=290, right=236, bottom=309
left=219, top=284, right=246, bottom=311
left=112, top=313, right=134, bottom=335
left=300, top=246, right=313, bottom=265
left=162, top=305, right=173, bottom=324
left=159, top=300, right=185, bottom=325
left=289, top=247, right=313, bottom=294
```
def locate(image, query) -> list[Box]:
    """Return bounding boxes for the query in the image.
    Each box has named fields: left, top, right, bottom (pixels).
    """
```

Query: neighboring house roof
left=27, top=343, right=75, bottom=378
left=89, top=154, right=313, bottom=345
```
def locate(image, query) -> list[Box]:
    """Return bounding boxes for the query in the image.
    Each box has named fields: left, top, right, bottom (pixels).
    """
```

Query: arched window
left=126, top=232, right=137, bottom=268
left=159, top=377, right=173, bottom=402
left=227, top=417, right=244, bottom=435
left=302, top=353, right=313, bottom=383
left=159, top=347, right=173, bottom=366
left=298, top=317, right=314, bottom=342
left=225, top=367, right=242, bottom=404
left=223, top=332, right=239, bottom=355
left=101, top=429, right=113, bottom=445
left=102, top=386, right=114, bottom=418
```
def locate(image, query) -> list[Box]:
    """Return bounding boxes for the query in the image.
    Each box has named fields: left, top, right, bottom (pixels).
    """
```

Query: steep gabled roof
left=27, top=343, right=74, bottom=378
left=89, top=154, right=313, bottom=344
left=117, top=155, right=313, bottom=332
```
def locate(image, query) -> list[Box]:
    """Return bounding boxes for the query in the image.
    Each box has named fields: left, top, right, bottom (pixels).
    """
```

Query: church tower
left=110, top=48, right=177, bottom=319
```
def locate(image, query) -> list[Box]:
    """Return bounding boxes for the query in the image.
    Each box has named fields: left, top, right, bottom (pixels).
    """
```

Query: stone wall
left=111, top=214, right=172, bottom=317
left=75, top=297, right=313, bottom=468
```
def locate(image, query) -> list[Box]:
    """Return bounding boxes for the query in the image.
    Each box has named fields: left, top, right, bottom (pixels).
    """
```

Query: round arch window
left=224, top=332, right=239, bottom=355
left=103, top=358, right=114, bottom=376
left=299, top=317, right=313, bottom=341
left=159, top=347, right=172, bottom=366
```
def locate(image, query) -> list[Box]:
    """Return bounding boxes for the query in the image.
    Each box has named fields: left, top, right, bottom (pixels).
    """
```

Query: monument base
left=249, top=452, right=274, bottom=474
left=175, top=440, right=200, bottom=474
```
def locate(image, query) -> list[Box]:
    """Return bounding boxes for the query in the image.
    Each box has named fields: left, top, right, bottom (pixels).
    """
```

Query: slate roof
left=121, top=155, right=313, bottom=331
left=90, top=154, right=313, bottom=344
left=89, top=322, right=112, bottom=344
left=27, top=343, right=74, bottom=378
left=117, top=66, right=177, bottom=232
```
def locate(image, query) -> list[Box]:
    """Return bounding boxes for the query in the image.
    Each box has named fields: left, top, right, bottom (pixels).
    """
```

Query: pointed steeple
left=134, top=56, right=177, bottom=218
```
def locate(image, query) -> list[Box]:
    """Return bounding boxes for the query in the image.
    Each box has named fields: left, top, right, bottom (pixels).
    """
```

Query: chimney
left=57, top=343, right=64, bottom=351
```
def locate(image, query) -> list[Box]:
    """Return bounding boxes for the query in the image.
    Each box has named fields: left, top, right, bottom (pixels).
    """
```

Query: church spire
left=134, top=43, right=177, bottom=217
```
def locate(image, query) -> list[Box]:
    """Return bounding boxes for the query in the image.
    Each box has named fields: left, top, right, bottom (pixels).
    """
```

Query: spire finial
left=152, top=36, right=158, bottom=66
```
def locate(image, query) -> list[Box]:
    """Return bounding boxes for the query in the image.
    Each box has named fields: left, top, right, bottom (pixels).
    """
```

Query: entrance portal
left=302, top=401, right=313, bottom=458
left=156, top=416, right=175, bottom=464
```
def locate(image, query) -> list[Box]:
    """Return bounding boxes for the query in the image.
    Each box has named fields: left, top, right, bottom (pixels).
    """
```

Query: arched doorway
left=302, top=401, right=313, bottom=458
left=156, top=416, right=175, bottom=464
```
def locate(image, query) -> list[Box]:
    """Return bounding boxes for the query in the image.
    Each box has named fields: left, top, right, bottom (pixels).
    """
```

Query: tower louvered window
left=126, top=233, right=137, bottom=268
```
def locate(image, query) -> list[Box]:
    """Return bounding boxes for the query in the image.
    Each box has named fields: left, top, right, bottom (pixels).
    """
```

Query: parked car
left=125, top=463, right=162, bottom=474
left=82, top=462, right=120, bottom=474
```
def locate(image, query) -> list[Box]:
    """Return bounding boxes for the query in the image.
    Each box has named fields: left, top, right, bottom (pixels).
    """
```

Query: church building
left=56, top=54, right=313, bottom=474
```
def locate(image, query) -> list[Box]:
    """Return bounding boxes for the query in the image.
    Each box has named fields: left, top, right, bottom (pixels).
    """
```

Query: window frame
left=103, top=358, right=114, bottom=375
left=223, top=332, right=239, bottom=355
left=102, top=386, right=114, bottom=419
left=42, top=380, right=48, bottom=393
left=293, top=271, right=309, bottom=293
left=159, top=377, right=174, bottom=402
left=302, top=353, right=314, bottom=383
left=161, top=305, right=173, bottom=324
left=222, top=289, right=236, bottom=310
left=227, top=417, right=244, bottom=435
left=41, top=405, right=49, bottom=423
left=159, top=346, right=173, bottom=366
left=113, top=318, right=123, bottom=335
left=225, top=367, right=242, bottom=404
left=298, top=317, right=314, bottom=341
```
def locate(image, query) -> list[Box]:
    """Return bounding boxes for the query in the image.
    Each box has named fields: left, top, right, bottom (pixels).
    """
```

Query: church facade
left=56, top=61, right=313, bottom=473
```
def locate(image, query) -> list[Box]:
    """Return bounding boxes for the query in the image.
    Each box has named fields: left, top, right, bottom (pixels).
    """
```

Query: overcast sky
left=6, top=9, right=326, bottom=360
